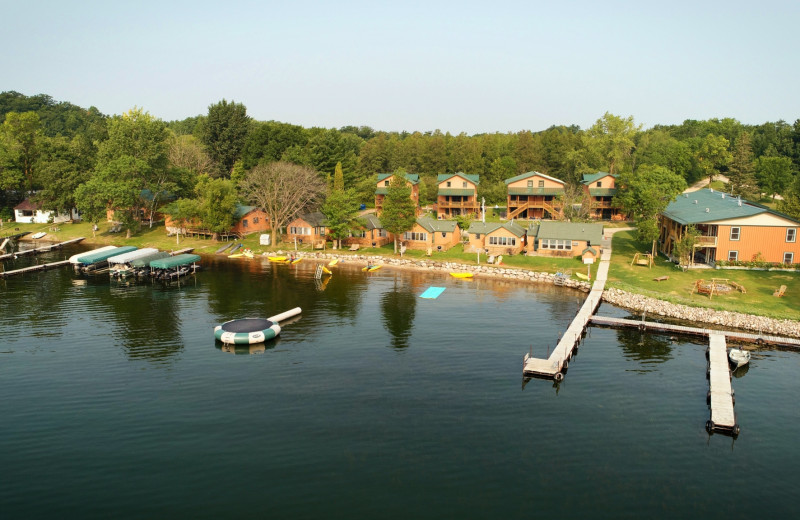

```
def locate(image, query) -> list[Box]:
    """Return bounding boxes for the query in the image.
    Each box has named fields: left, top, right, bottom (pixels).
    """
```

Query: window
left=253, top=217, right=259, bottom=224
left=462, top=181, right=467, bottom=188
left=442, top=232, right=447, bottom=238
left=475, top=233, right=481, bottom=239
left=242, top=219, right=248, bottom=228
left=540, top=239, right=572, bottom=250
left=787, top=228, right=797, bottom=242
left=527, top=180, right=533, bottom=187
left=538, top=180, right=544, bottom=188
left=596, top=181, right=602, bottom=188
left=378, top=229, right=388, bottom=237
left=447, top=181, right=451, bottom=187
left=384, top=180, right=389, bottom=186
left=404, top=231, right=427, bottom=241
left=351, top=229, right=366, bottom=238
left=290, top=226, right=311, bottom=235
left=488, top=236, right=516, bottom=246
left=730, top=227, right=740, bottom=241
left=784, top=252, right=794, bottom=264
left=728, top=251, right=738, bottom=262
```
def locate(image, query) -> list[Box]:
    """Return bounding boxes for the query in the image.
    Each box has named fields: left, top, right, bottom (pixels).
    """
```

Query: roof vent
left=721, top=194, right=725, bottom=199
left=705, top=208, right=710, bottom=213
left=738, top=200, right=742, bottom=207
left=693, top=200, right=698, bottom=204
left=710, top=188, right=714, bottom=193
left=684, top=193, right=689, bottom=198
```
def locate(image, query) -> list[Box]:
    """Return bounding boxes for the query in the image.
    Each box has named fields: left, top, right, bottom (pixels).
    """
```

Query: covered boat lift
left=149, top=253, right=201, bottom=280
left=74, top=246, right=138, bottom=272
left=107, top=248, right=160, bottom=278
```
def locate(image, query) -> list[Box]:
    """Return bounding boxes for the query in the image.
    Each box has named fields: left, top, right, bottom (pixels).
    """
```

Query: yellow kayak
left=291, top=258, right=302, bottom=264
left=328, top=258, right=339, bottom=267
left=450, top=272, right=474, bottom=278
left=364, top=265, right=382, bottom=272
left=268, top=256, right=287, bottom=262
left=322, top=266, right=332, bottom=274
left=575, top=272, right=589, bottom=280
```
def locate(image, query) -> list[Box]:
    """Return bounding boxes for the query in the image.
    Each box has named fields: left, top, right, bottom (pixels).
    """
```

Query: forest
left=1, top=90, right=799, bottom=238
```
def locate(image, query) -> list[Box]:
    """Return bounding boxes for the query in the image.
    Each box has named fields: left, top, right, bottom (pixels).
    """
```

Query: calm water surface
left=1, top=244, right=798, bottom=519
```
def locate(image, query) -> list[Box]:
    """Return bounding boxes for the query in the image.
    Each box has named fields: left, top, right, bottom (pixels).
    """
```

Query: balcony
left=438, top=200, right=479, bottom=209
left=695, top=236, right=718, bottom=247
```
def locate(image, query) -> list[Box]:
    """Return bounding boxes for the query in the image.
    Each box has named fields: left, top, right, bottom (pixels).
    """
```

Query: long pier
left=0, top=259, right=72, bottom=278
left=707, top=333, right=738, bottom=435
left=523, top=241, right=612, bottom=381
left=0, top=237, right=85, bottom=261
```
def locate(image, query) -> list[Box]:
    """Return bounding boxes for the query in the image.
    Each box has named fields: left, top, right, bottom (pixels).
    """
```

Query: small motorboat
left=450, top=272, right=474, bottom=278
left=729, top=347, right=751, bottom=368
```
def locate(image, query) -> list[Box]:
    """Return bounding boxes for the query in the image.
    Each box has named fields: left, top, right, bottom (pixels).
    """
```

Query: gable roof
left=233, top=205, right=258, bottom=219
left=14, top=198, right=41, bottom=211
left=468, top=221, right=502, bottom=235
left=504, top=171, right=565, bottom=185
left=535, top=221, right=604, bottom=245
left=377, top=173, right=420, bottom=184
left=437, top=172, right=480, bottom=185
left=416, top=216, right=458, bottom=233
left=297, top=211, right=327, bottom=227
left=358, top=213, right=383, bottom=230
left=661, top=189, right=797, bottom=225
left=581, top=172, right=617, bottom=185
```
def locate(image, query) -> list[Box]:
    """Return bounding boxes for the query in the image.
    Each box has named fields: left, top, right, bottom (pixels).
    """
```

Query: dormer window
left=538, top=180, right=544, bottom=188
left=596, top=181, right=602, bottom=188
left=384, top=180, right=389, bottom=186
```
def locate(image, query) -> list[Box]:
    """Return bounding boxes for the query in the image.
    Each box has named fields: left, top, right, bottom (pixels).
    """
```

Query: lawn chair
left=773, top=285, right=787, bottom=297
left=349, top=243, right=359, bottom=251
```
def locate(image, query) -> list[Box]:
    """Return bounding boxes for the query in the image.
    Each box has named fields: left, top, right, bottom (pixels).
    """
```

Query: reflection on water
left=616, top=328, right=674, bottom=371
left=380, top=278, right=416, bottom=350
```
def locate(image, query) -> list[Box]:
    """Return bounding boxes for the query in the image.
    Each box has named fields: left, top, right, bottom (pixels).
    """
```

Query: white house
left=13, top=198, right=80, bottom=224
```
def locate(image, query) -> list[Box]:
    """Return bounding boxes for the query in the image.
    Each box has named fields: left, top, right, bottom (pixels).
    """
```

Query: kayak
left=291, top=258, right=302, bottom=264
left=575, top=272, right=589, bottom=280
left=328, top=258, right=339, bottom=267
left=322, top=266, right=332, bottom=274
left=268, top=256, right=287, bottom=262
left=362, top=265, right=382, bottom=272
left=450, top=272, right=474, bottom=278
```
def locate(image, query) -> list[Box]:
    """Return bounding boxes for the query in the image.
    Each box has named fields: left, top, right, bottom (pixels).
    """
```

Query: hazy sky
left=3, top=0, right=798, bottom=133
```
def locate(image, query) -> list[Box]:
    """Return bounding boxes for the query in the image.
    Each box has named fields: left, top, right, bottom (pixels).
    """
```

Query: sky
left=2, top=0, right=798, bottom=134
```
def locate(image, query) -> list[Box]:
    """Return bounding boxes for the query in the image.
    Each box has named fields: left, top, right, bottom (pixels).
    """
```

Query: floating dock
left=0, top=237, right=85, bottom=261
left=707, top=333, right=739, bottom=435
left=0, top=259, right=72, bottom=278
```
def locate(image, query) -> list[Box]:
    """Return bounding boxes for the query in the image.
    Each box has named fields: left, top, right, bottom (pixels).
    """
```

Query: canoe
left=215, top=242, right=234, bottom=254
left=450, top=272, right=473, bottom=278
left=268, top=256, right=287, bottom=262
left=575, top=272, right=589, bottom=280
left=328, top=258, right=339, bottom=267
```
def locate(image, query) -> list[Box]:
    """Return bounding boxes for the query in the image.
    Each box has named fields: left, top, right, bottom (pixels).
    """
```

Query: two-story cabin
left=436, top=172, right=479, bottom=219
left=659, top=189, right=800, bottom=266
left=375, top=173, right=420, bottom=215
left=581, top=172, right=624, bottom=220
left=504, top=172, right=565, bottom=220
left=403, top=216, right=460, bottom=252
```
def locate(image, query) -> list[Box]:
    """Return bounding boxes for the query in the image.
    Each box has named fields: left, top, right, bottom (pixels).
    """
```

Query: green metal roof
left=233, top=205, right=257, bottom=219
left=76, top=246, right=138, bottom=265
left=661, top=189, right=777, bottom=225
left=298, top=211, right=328, bottom=227
left=130, top=251, right=170, bottom=268
left=438, top=172, right=480, bottom=185
left=508, top=187, right=564, bottom=196
left=377, top=173, right=420, bottom=184
left=375, top=188, right=389, bottom=195
left=588, top=188, right=617, bottom=197
left=534, top=221, right=604, bottom=245
left=438, top=188, right=475, bottom=196
left=504, top=171, right=565, bottom=185
left=149, top=253, right=201, bottom=269
left=496, top=221, right=527, bottom=237
left=417, top=216, right=457, bottom=233
left=358, top=213, right=383, bottom=230
left=581, top=172, right=616, bottom=185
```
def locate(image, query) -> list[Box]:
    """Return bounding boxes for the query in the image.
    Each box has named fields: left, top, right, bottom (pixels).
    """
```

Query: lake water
left=1, top=244, right=798, bottom=519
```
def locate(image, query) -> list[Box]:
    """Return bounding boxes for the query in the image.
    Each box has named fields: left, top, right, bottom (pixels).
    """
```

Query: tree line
left=2, top=90, right=799, bottom=242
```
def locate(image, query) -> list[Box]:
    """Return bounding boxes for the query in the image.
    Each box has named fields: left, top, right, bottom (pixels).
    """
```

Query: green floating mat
left=420, top=287, right=446, bottom=299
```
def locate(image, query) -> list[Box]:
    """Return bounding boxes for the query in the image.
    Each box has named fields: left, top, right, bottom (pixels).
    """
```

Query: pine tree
left=322, top=162, right=359, bottom=249
left=380, top=174, right=417, bottom=253
left=728, top=132, right=758, bottom=200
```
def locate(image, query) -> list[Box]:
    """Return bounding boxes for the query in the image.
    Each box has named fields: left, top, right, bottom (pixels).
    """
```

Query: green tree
left=239, top=161, right=326, bottom=244
left=163, top=197, right=200, bottom=244
left=201, top=99, right=251, bottom=177
left=615, top=164, right=687, bottom=255
left=727, top=132, right=759, bottom=199
left=0, top=111, right=41, bottom=193
left=381, top=174, right=418, bottom=253
left=585, top=112, right=640, bottom=174
left=35, top=134, right=95, bottom=215
left=673, top=224, right=700, bottom=269
left=195, top=175, right=238, bottom=239
left=75, top=157, right=142, bottom=237
left=694, top=134, right=732, bottom=185
left=777, top=175, right=800, bottom=220
left=322, top=162, right=360, bottom=249
left=756, top=155, right=794, bottom=200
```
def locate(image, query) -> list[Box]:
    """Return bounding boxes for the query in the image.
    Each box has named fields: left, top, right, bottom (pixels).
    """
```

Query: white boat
left=729, top=347, right=750, bottom=368
left=31, top=232, right=47, bottom=239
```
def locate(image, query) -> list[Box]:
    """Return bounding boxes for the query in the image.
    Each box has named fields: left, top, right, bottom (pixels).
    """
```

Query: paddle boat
left=729, top=347, right=751, bottom=368
left=450, top=272, right=474, bottom=279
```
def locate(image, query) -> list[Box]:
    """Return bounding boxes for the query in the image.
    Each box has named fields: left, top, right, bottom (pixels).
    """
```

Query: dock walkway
left=707, top=333, right=738, bottom=434
left=0, top=237, right=85, bottom=261
left=1, top=259, right=72, bottom=278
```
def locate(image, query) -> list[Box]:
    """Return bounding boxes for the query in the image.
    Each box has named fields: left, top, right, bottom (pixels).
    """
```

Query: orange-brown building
left=285, top=211, right=328, bottom=247
left=436, top=173, right=479, bottom=219
left=344, top=214, right=393, bottom=248
left=466, top=221, right=527, bottom=256
left=659, top=189, right=800, bottom=266
left=581, top=172, right=624, bottom=220
left=402, top=216, right=460, bottom=252
left=504, top=172, right=564, bottom=220
left=375, top=173, right=420, bottom=215
left=164, top=204, right=270, bottom=237
left=526, top=221, right=604, bottom=258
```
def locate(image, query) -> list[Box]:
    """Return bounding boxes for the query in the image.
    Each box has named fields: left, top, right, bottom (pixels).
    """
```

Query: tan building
left=581, top=172, right=624, bottom=220
left=165, top=204, right=270, bottom=238
left=344, top=214, right=392, bottom=248
left=436, top=172, right=479, bottom=219
left=466, top=221, right=527, bottom=255
left=285, top=211, right=328, bottom=247
left=375, top=173, right=420, bottom=215
left=527, top=221, right=604, bottom=258
left=403, top=216, right=460, bottom=252
left=505, top=172, right=565, bottom=220
left=659, top=189, right=800, bottom=266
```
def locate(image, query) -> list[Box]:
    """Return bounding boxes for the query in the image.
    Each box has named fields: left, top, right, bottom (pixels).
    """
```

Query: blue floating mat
left=420, top=286, right=446, bottom=299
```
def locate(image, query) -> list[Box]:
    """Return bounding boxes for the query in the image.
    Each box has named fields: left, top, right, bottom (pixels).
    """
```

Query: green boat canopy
left=149, top=254, right=201, bottom=269
left=76, top=246, right=138, bottom=265
left=130, top=251, right=170, bottom=268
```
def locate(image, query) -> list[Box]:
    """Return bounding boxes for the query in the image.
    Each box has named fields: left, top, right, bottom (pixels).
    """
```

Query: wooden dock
left=707, top=333, right=739, bottom=435
left=0, top=259, right=72, bottom=278
left=170, top=247, right=194, bottom=256
left=0, top=237, right=85, bottom=261
left=523, top=241, right=612, bottom=381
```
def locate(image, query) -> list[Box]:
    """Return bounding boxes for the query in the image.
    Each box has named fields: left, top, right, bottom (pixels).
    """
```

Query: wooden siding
left=716, top=224, right=800, bottom=263
left=506, top=174, right=563, bottom=190
left=231, top=209, right=271, bottom=234
left=403, top=222, right=461, bottom=252
left=483, top=227, right=525, bottom=256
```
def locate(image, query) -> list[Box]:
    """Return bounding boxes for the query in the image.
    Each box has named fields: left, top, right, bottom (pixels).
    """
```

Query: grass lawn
left=608, top=230, right=800, bottom=321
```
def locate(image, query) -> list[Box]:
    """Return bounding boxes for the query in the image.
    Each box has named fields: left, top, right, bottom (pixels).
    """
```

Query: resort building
left=658, top=188, right=800, bottom=266
left=526, top=221, right=604, bottom=259
left=466, top=221, right=527, bottom=256
left=344, top=213, right=392, bottom=248
left=402, top=216, right=460, bottom=252
left=375, top=173, right=420, bottom=215
left=285, top=211, right=328, bottom=247
left=504, top=172, right=565, bottom=220
left=581, top=172, right=624, bottom=220
left=13, top=198, right=79, bottom=223
left=436, top=172, right=479, bottom=219
left=165, top=204, right=270, bottom=238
